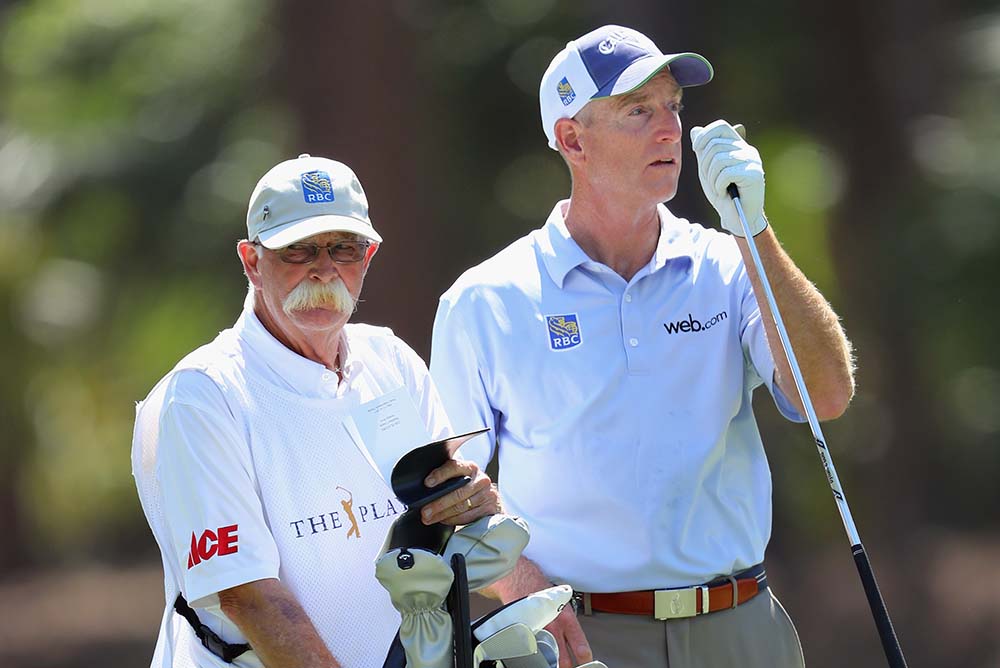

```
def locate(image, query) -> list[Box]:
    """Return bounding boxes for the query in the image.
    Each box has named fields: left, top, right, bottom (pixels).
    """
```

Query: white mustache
left=282, top=279, right=356, bottom=316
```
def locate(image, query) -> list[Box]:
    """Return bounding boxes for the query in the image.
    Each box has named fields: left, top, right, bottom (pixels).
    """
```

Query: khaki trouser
left=576, top=588, right=805, bottom=668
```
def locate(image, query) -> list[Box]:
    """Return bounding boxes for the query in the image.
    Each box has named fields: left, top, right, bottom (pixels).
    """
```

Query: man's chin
left=654, top=182, right=678, bottom=204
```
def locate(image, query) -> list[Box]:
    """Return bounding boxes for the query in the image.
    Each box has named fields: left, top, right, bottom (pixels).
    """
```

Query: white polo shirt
left=431, top=200, right=802, bottom=592
left=132, top=305, right=451, bottom=668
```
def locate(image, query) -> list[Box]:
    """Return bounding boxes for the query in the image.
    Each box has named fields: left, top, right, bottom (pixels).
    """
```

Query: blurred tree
left=273, top=1, right=444, bottom=355
left=0, top=0, right=290, bottom=568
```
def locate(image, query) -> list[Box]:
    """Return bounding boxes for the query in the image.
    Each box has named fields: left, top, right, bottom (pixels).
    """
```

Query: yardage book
left=342, top=387, right=488, bottom=504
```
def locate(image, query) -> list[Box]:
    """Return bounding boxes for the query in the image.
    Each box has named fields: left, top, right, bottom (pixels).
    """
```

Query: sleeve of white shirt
left=430, top=293, right=497, bottom=469
left=156, top=370, right=281, bottom=607
left=736, top=263, right=806, bottom=423
left=389, top=334, right=454, bottom=442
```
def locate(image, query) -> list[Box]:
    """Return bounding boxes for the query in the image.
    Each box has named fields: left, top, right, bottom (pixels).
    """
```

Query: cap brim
left=258, top=214, right=383, bottom=249
left=596, top=52, right=714, bottom=98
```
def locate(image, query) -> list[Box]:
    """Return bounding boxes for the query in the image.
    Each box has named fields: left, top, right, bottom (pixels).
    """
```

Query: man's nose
left=656, top=108, right=682, bottom=143
left=308, top=249, right=341, bottom=280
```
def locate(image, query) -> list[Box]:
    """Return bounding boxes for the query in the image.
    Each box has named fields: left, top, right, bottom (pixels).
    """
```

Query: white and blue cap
left=539, top=25, right=714, bottom=150
left=246, top=154, right=383, bottom=249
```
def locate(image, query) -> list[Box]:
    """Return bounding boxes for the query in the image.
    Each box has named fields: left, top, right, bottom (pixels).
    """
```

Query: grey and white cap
left=246, top=154, right=383, bottom=249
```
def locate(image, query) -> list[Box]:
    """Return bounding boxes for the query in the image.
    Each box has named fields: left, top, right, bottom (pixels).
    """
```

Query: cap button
left=298, top=153, right=311, bottom=159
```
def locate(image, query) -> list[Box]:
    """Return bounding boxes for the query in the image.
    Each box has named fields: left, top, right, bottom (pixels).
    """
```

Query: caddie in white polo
left=431, top=23, right=856, bottom=668
left=132, top=154, right=499, bottom=668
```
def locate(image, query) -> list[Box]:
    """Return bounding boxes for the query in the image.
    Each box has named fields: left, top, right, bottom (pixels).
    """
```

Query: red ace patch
left=187, top=524, right=239, bottom=569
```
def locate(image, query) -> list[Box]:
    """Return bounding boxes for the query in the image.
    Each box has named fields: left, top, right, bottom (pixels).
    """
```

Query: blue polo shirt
left=431, top=200, right=802, bottom=591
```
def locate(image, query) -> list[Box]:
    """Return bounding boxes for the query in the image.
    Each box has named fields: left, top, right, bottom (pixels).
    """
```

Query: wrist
left=490, top=558, right=554, bottom=604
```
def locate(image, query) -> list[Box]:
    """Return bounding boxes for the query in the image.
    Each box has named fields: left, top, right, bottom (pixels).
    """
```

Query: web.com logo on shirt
left=663, top=310, right=728, bottom=334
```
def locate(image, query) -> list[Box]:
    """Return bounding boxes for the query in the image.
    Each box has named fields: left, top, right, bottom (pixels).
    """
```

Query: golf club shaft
left=449, top=553, right=473, bottom=668
left=727, top=184, right=906, bottom=668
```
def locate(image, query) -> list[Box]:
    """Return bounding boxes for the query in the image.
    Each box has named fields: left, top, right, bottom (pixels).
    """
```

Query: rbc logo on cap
left=557, top=77, right=576, bottom=106
left=546, top=314, right=581, bottom=350
left=301, top=170, right=335, bottom=204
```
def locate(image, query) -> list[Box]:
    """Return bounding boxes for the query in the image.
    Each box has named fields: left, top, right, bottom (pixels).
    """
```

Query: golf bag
left=376, top=513, right=607, bottom=668
left=374, top=431, right=607, bottom=668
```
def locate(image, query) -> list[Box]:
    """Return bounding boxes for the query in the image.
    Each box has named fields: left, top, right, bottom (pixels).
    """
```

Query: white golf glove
left=690, top=119, right=768, bottom=237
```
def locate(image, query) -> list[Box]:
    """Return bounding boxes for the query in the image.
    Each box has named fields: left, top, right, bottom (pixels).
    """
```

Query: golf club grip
left=852, top=544, right=908, bottom=667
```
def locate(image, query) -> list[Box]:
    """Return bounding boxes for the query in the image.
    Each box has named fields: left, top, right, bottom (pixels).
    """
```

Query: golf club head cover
left=442, top=514, right=530, bottom=591
left=471, top=587, right=611, bottom=668
left=690, top=119, right=767, bottom=237
left=375, top=546, right=454, bottom=668
left=472, top=585, right=572, bottom=641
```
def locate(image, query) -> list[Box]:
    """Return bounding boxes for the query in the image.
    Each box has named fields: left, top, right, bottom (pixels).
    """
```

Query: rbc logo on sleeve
left=557, top=77, right=576, bottom=106
left=301, top=170, right=335, bottom=203
left=546, top=314, right=582, bottom=350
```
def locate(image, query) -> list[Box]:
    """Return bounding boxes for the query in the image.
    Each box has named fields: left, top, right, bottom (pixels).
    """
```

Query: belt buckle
left=653, top=586, right=708, bottom=620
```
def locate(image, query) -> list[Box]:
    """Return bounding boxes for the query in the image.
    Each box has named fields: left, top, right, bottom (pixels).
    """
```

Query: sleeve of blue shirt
left=736, top=261, right=807, bottom=423
left=430, top=293, right=499, bottom=470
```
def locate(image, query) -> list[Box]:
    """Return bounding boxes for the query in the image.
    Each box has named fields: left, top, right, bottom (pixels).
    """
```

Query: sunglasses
left=253, top=239, right=371, bottom=264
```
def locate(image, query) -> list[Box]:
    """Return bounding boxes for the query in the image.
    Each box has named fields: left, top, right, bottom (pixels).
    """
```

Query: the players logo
left=337, top=486, right=361, bottom=539
left=546, top=314, right=582, bottom=350
left=301, top=170, right=335, bottom=204
left=557, top=77, right=576, bottom=106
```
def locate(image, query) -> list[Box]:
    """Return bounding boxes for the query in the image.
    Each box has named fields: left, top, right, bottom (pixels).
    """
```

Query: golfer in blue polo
left=430, top=24, right=855, bottom=668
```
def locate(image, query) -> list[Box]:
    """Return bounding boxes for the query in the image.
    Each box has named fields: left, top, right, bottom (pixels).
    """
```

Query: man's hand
left=484, top=557, right=593, bottom=668
left=690, top=119, right=767, bottom=237
left=547, top=602, right=593, bottom=668
left=420, top=458, right=500, bottom=525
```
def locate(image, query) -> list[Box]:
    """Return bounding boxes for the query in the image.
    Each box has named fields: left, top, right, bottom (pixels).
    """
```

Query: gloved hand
left=690, top=119, right=767, bottom=237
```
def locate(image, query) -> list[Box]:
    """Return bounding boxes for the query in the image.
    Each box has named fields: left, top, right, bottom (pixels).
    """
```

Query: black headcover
left=382, top=428, right=490, bottom=554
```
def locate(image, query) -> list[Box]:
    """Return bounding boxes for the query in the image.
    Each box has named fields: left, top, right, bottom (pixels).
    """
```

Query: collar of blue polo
left=538, top=200, right=695, bottom=288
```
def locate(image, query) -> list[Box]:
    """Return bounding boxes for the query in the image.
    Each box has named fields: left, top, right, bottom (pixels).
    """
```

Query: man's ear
left=555, top=118, right=585, bottom=164
left=362, top=242, right=379, bottom=276
left=237, top=240, right=263, bottom=289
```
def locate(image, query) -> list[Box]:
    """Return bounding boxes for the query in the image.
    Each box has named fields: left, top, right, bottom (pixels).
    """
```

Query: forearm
left=737, top=226, right=855, bottom=419
left=478, top=555, right=553, bottom=604
left=219, top=578, right=340, bottom=668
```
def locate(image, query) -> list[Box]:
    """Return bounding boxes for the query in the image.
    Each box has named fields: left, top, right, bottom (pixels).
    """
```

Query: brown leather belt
left=580, top=565, right=767, bottom=620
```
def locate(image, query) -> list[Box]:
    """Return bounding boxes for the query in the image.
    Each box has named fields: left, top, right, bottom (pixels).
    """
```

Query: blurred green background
left=1, top=1, right=998, bottom=666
